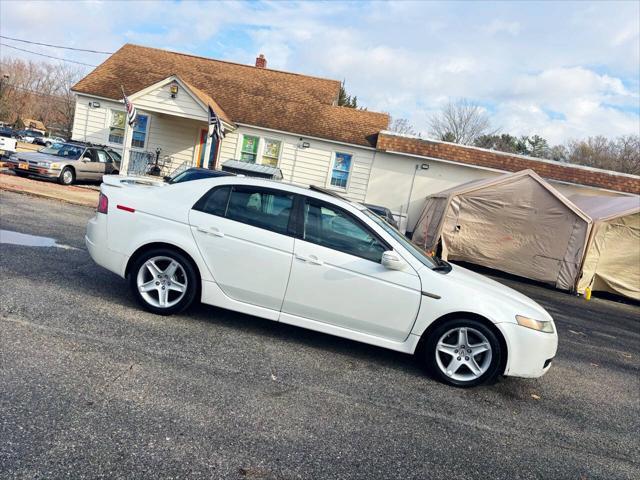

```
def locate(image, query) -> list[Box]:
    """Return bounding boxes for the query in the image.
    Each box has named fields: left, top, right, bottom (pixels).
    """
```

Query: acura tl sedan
left=86, top=176, right=558, bottom=387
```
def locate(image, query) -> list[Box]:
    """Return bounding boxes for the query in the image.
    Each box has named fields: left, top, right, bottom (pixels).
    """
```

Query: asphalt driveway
left=1, top=190, right=638, bottom=479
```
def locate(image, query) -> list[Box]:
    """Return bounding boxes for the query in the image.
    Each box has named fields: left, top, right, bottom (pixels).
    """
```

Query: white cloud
left=1, top=0, right=638, bottom=145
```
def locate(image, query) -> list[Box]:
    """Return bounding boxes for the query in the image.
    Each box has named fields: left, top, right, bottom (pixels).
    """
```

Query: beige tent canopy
left=412, top=170, right=592, bottom=291
left=571, top=195, right=640, bottom=300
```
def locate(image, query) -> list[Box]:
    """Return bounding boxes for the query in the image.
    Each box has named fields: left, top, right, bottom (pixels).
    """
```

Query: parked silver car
left=6, top=142, right=121, bottom=185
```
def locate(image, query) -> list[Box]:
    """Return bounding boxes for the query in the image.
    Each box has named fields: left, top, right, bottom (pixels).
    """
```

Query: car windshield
left=42, top=144, right=84, bottom=159
left=363, top=209, right=438, bottom=269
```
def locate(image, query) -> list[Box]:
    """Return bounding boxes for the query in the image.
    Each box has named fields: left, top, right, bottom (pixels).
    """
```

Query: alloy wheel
left=136, top=255, right=188, bottom=309
left=435, top=327, right=493, bottom=382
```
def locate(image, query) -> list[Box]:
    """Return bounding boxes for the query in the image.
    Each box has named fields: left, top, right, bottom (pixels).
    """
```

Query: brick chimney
left=255, top=54, right=267, bottom=69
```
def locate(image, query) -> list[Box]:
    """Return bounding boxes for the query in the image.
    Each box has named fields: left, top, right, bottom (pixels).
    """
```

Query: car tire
left=423, top=318, right=503, bottom=388
left=59, top=167, right=75, bottom=185
left=128, top=248, right=199, bottom=316
left=45, top=141, right=52, bottom=147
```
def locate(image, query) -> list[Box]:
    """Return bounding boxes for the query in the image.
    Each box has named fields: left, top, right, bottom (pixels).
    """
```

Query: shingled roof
left=73, top=44, right=389, bottom=147
left=377, top=132, right=640, bottom=195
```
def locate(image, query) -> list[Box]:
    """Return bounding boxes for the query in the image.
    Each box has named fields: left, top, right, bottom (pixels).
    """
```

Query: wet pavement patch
left=0, top=229, right=79, bottom=250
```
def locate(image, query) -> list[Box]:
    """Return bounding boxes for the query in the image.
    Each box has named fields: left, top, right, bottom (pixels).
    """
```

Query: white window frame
left=260, top=137, right=283, bottom=167
left=236, top=133, right=284, bottom=167
left=107, top=109, right=126, bottom=147
left=325, top=151, right=354, bottom=191
left=130, top=112, right=150, bottom=151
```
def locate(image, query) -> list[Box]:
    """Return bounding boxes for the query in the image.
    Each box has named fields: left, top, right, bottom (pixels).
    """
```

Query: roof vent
left=255, top=54, right=267, bottom=69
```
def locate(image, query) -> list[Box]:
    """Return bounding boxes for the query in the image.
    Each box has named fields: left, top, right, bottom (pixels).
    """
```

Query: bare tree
left=428, top=98, right=495, bottom=145
left=0, top=57, right=83, bottom=137
left=566, top=135, right=640, bottom=175
left=388, top=117, right=419, bottom=136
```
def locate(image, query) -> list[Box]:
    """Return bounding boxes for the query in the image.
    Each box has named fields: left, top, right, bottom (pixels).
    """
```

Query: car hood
left=14, top=152, right=60, bottom=163
left=421, top=262, right=553, bottom=323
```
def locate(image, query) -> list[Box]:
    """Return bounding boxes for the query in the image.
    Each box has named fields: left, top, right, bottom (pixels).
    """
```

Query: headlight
left=516, top=315, right=555, bottom=333
left=50, top=162, right=61, bottom=169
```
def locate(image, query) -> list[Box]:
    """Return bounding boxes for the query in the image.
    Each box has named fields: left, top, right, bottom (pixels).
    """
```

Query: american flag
left=121, top=86, right=137, bottom=126
left=208, top=106, right=224, bottom=141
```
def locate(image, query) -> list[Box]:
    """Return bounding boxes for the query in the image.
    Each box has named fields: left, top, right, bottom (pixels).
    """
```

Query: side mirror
left=382, top=250, right=407, bottom=271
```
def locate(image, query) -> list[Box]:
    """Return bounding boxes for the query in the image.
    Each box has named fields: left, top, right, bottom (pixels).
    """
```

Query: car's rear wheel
left=424, top=318, right=503, bottom=388
left=59, top=167, right=75, bottom=185
left=129, top=248, right=198, bottom=315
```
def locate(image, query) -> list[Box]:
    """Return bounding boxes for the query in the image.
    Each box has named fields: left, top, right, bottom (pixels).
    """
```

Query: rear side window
left=193, top=185, right=294, bottom=236
left=303, top=199, right=387, bottom=263
left=193, top=186, right=231, bottom=217
left=227, top=187, right=294, bottom=235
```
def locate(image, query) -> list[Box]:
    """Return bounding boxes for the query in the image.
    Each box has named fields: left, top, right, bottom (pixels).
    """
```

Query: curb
left=0, top=183, right=97, bottom=208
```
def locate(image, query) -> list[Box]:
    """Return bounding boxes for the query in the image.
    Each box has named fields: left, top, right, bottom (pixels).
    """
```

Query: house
left=71, top=44, right=640, bottom=233
left=16, top=117, right=46, bottom=133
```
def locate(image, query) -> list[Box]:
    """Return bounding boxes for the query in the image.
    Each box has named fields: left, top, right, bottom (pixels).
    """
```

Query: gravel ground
left=1, top=190, right=638, bottom=480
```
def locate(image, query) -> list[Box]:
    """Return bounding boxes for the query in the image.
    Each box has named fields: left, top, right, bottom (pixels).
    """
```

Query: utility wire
left=4, top=84, right=72, bottom=103
left=0, top=43, right=98, bottom=67
left=0, top=35, right=113, bottom=54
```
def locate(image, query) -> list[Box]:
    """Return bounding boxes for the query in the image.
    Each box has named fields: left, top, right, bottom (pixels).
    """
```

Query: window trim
left=326, top=151, right=354, bottom=191
left=239, top=134, right=260, bottom=163
left=260, top=137, right=282, bottom=167
left=107, top=109, right=126, bottom=147
left=299, top=195, right=391, bottom=263
left=130, top=113, right=150, bottom=150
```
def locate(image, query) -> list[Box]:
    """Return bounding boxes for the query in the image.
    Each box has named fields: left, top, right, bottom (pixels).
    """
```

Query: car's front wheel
left=424, top=318, right=503, bottom=388
left=129, top=248, right=198, bottom=315
left=59, top=167, right=75, bottom=185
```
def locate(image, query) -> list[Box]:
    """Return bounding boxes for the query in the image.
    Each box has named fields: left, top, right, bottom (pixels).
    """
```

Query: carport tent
left=411, top=170, right=592, bottom=290
left=571, top=195, right=640, bottom=300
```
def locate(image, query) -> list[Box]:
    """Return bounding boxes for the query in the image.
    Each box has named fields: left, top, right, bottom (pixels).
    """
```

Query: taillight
left=97, top=193, right=109, bottom=214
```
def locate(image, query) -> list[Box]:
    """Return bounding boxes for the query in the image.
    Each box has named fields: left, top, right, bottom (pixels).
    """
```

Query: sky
left=1, top=0, right=639, bottom=144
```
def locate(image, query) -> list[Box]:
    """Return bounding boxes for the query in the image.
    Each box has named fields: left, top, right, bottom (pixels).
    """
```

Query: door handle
left=295, top=254, right=323, bottom=265
left=196, top=226, right=224, bottom=237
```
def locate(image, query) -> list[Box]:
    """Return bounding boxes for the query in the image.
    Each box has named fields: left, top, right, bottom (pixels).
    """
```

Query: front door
left=197, top=128, right=218, bottom=169
left=280, top=198, right=422, bottom=342
left=189, top=184, right=295, bottom=311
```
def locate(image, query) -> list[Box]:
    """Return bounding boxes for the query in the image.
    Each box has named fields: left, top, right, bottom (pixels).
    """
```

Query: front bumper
left=497, top=322, right=558, bottom=378
left=6, top=160, right=60, bottom=179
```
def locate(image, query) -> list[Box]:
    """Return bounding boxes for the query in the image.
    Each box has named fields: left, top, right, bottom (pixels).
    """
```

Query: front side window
left=330, top=152, right=352, bottom=189
left=131, top=114, right=148, bottom=149
left=240, top=135, right=259, bottom=163
left=261, top=138, right=281, bottom=167
left=109, top=111, right=125, bottom=144
left=303, top=199, right=386, bottom=262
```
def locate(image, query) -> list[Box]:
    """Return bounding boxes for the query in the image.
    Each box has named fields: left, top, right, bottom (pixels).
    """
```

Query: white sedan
left=86, top=175, right=558, bottom=387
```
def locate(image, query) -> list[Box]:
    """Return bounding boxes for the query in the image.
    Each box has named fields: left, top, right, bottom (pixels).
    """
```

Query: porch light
left=170, top=84, right=179, bottom=98
left=89, top=101, right=100, bottom=108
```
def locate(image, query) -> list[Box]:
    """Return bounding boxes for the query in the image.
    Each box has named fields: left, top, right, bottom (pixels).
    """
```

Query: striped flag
left=121, top=86, right=137, bottom=126
left=208, top=106, right=225, bottom=141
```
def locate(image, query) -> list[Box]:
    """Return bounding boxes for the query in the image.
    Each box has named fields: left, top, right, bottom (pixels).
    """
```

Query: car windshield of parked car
left=362, top=209, right=438, bottom=269
left=40, top=143, right=65, bottom=154
left=45, top=144, right=84, bottom=160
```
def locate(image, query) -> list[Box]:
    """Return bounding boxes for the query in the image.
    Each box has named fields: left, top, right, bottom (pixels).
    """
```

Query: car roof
left=185, top=174, right=368, bottom=211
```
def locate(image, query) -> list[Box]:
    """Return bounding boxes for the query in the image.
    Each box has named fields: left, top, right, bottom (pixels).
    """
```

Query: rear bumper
left=497, top=322, right=558, bottom=378
left=85, top=214, right=128, bottom=278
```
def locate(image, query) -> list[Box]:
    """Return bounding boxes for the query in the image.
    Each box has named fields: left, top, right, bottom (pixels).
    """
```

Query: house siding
left=133, top=83, right=208, bottom=121
left=218, top=125, right=375, bottom=202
